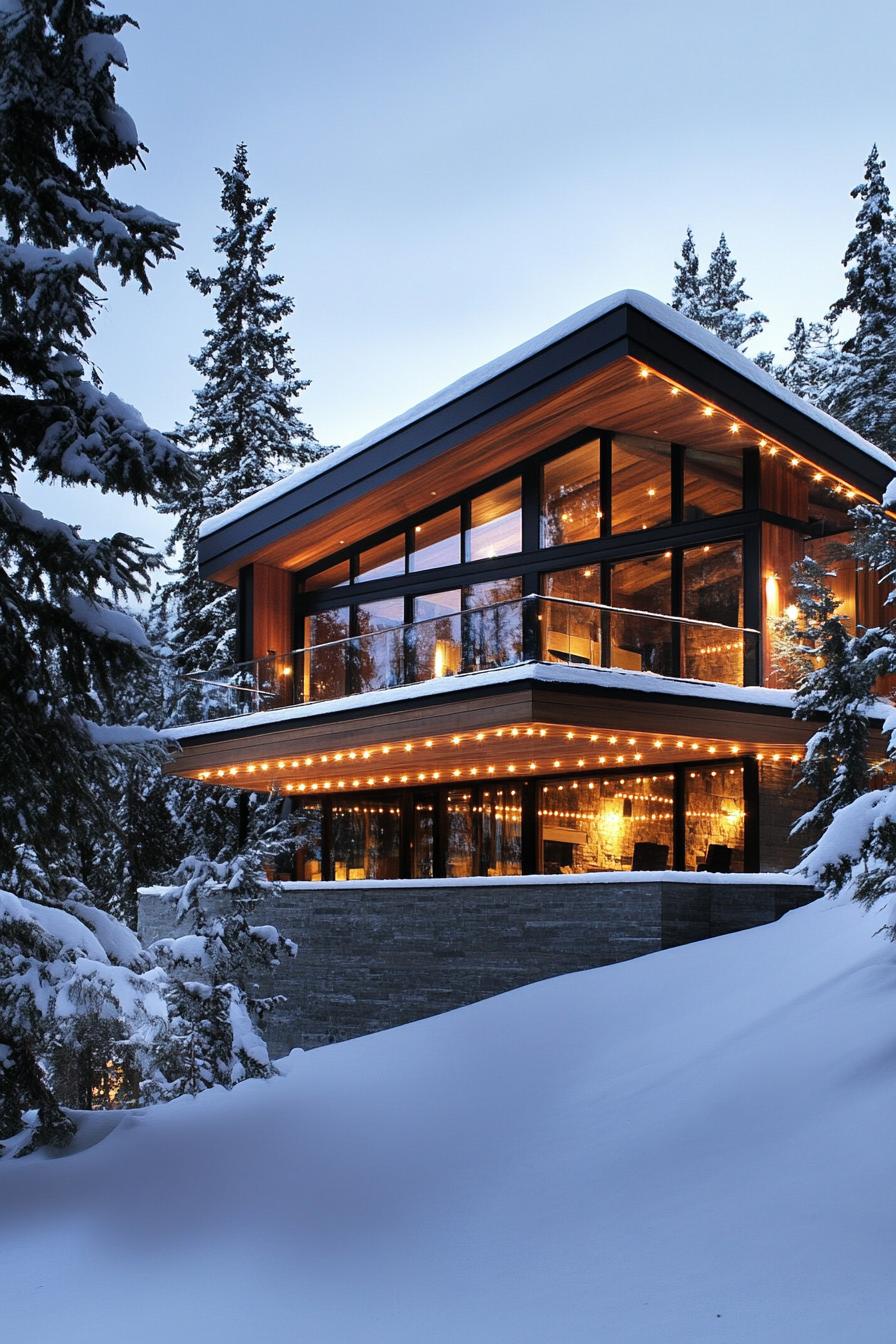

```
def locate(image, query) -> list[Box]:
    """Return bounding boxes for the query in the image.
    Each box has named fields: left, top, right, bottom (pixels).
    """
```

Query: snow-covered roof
left=200, top=288, right=896, bottom=541
left=163, top=659, right=850, bottom=745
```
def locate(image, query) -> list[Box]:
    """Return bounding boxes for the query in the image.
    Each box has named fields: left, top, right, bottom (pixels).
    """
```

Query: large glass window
left=611, top=435, right=672, bottom=533
left=413, top=796, right=436, bottom=878
left=304, top=559, right=350, bottom=592
left=541, top=441, right=601, bottom=546
left=358, top=533, right=404, bottom=583
left=542, top=567, right=601, bottom=665
left=412, top=589, right=461, bottom=680
left=292, top=801, right=323, bottom=881
left=444, top=789, right=475, bottom=877
left=610, top=553, right=673, bottom=675
left=539, top=774, right=675, bottom=874
left=684, top=764, right=744, bottom=872
left=467, top=479, right=522, bottom=560
left=479, top=786, right=522, bottom=875
left=684, top=447, right=742, bottom=520
left=410, top=508, right=461, bottom=572
left=355, top=597, right=405, bottom=692
left=331, top=796, right=402, bottom=880
left=303, top=607, right=349, bottom=700
left=464, top=576, right=523, bottom=671
left=682, top=541, right=744, bottom=683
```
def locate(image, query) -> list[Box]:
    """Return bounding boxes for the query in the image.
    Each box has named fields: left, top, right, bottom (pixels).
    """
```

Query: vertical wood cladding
left=249, top=563, right=293, bottom=660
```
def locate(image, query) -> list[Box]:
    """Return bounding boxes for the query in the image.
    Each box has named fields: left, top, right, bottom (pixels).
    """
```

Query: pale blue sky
left=27, top=0, right=896, bottom=553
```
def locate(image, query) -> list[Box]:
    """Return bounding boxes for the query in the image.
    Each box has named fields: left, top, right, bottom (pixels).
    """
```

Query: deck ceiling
left=208, top=355, right=874, bottom=585
left=167, top=680, right=819, bottom=794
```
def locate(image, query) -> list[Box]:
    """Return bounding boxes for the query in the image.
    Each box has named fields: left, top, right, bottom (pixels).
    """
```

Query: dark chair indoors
left=630, top=841, right=669, bottom=872
left=698, top=843, right=732, bottom=873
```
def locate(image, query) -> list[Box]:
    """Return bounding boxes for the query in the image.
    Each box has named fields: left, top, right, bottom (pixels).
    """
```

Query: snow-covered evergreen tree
left=777, top=316, right=841, bottom=406
left=161, top=142, right=324, bottom=710
left=671, top=227, right=701, bottom=319
left=785, top=556, right=884, bottom=837
left=826, top=145, right=896, bottom=449
left=698, top=233, right=767, bottom=350
left=670, top=230, right=767, bottom=351
left=146, top=793, right=297, bottom=1098
left=0, top=0, right=192, bottom=1146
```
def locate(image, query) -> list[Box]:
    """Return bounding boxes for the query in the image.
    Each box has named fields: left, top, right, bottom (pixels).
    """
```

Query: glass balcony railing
left=182, top=595, right=760, bottom=723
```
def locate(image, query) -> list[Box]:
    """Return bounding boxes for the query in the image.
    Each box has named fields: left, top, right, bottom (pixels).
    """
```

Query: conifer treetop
left=829, top=144, right=896, bottom=337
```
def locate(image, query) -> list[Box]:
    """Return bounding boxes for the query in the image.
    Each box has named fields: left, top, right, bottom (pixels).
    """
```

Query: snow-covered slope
left=2, top=894, right=894, bottom=1343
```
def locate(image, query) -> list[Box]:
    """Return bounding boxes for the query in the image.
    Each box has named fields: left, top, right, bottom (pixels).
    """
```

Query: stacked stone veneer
left=139, top=873, right=815, bottom=1055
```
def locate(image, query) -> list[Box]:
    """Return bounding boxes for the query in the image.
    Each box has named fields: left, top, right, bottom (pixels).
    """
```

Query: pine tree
left=826, top=145, right=896, bottom=448
left=671, top=227, right=701, bottom=319
left=146, top=793, right=297, bottom=1097
left=699, top=233, right=767, bottom=350
left=162, top=143, right=324, bottom=712
left=0, top=1, right=192, bottom=1146
left=785, top=556, right=882, bottom=836
left=778, top=317, right=841, bottom=406
left=669, top=230, right=767, bottom=351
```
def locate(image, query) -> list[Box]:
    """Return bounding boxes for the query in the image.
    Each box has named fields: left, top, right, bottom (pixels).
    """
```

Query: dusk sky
left=27, top=0, right=896, bottom=553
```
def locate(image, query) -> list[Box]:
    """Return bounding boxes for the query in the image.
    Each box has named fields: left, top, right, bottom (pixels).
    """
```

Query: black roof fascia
left=199, top=302, right=892, bottom=579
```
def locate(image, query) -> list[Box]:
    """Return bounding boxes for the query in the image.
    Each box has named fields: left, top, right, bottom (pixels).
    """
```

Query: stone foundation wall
left=140, top=874, right=815, bottom=1056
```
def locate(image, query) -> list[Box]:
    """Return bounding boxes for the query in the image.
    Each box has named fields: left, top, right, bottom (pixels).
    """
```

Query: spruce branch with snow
left=146, top=792, right=298, bottom=1098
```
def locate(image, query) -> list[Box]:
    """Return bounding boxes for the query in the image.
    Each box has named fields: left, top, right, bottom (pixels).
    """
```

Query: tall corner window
left=682, top=540, right=744, bottom=684
left=611, top=434, right=672, bottom=534
left=466, top=479, right=522, bottom=561
left=541, top=440, right=601, bottom=546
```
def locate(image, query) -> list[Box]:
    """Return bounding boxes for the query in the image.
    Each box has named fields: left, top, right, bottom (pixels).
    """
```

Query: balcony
left=181, top=596, right=760, bottom=724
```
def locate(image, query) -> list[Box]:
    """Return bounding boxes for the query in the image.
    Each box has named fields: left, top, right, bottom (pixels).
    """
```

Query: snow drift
left=1, top=893, right=894, bottom=1343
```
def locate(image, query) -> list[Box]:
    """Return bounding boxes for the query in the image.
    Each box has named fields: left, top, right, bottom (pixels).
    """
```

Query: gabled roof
left=198, top=289, right=896, bottom=580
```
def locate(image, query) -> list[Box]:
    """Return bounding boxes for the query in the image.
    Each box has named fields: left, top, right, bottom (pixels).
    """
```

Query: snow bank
left=200, top=288, right=896, bottom=539
left=1, top=894, right=894, bottom=1342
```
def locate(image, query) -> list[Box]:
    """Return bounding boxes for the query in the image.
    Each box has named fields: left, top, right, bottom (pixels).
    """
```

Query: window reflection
left=539, top=774, right=674, bottom=873
left=292, top=801, right=323, bottom=881
left=611, top=435, right=672, bottom=533
left=542, top=567, right=601, bottom=665
left=467, top=479, right=522, bottom=560
left=541, top=441, right=601, bottom=546
left=610, top=553, right=673, bottom=675
left=358, top=534, right=404, bottom=582
left=479, top=787, right=522, bottom=875
left=684, top=764, right=744, bottom=871
left=445, top=789, right=475, bottom=877
left=412, top=589, right=461, bottom=680
left=464, top=576, right=522, bottom=670
left=682, top=542, right=744, bottom=683
left=410, top=508, right=461, bottom=571
left=331, top=796, right=402, bottom=880
left=303, top=607, right=349, bottom=700
left=684, top=447, right=742, bottom=520
left=356, top=597, right=405, bottom=691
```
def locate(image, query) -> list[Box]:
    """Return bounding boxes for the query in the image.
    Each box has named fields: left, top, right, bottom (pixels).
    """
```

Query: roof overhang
left=199, top=292, right=896, bottom=584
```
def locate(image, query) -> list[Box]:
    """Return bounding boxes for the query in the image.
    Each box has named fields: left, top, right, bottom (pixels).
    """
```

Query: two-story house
left=147, top=290, right=894, bottom=1047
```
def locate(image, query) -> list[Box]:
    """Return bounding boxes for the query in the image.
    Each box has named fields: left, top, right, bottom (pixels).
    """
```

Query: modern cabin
left=167, top=290, right=894, bottom=887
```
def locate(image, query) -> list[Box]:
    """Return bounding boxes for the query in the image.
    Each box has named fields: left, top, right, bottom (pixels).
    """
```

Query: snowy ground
left=2, top=893, right=894, bottom=1343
